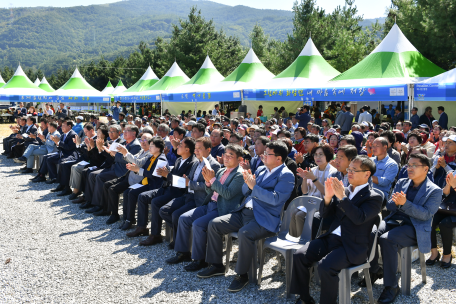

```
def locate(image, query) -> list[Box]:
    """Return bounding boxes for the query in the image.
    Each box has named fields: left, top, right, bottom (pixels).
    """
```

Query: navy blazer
left=162, top=155, right=197, bottom=192
left=439, top=112, right=448, bottom=130
left=112, top=138, right=141, bottom=176
left=385, top=177, right=442, bottom=253
left=238, top=164, right=295, bottom=233
left=188, top=155, right=221, bottom=207
left=204, top=165, right=245, bottom=216
left=250, top=155, right=263, bottom=173
left=22, top=125, right=38, bottom=146
left=57, top=130, right=77, bottom=158
left=99, top=138, right=126, bottom=170
left=137, top=154, right=168, bottom=190
left=320, top=185, right=382, bottom=265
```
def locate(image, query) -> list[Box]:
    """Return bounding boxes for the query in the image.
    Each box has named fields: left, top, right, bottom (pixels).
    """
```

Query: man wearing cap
left=185, top=121, right=196, bottom=137
left=72, top=116, right=85, bottom=136
left=106, top=113, right=113, bottom=122
left=111, top=101, right=123, bottom=121
left=438, top=106, right=448, bottom=130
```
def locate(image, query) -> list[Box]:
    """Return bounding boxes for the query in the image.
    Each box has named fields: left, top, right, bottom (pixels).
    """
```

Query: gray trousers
left=289, top=208, right=307, bottom=237
left=206, top=208, right=275, bottom=275
left=70, top=162, right=89, bottom=190
left=174, top=202, right=218, bottom=260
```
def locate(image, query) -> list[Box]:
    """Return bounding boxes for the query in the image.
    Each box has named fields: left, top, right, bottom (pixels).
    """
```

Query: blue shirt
left=72, top=122, right=84, bottom=136
left=386, top=109, right=395, bottom=117
left=111, top=106, right=122, bottom=121
left=295, top=111, right=311, bottom=128
left=371, top=155, right=399, bottom=199
left=211, top=143, right=225, bottom=158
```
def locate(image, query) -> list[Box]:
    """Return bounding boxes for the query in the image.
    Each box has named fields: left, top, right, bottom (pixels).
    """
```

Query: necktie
left=63, top=134, right=67, bottom=142
left=142, top=155, right=157, bottom=185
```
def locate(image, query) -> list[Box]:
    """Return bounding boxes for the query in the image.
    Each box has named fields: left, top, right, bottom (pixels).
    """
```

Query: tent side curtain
left=162, top=101, right=218, bottom=116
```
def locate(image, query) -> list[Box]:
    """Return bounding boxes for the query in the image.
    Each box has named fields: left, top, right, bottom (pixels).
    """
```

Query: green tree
left=384, top=0, right=455, bottom=70
left=249, top=23, right=282, bottom=75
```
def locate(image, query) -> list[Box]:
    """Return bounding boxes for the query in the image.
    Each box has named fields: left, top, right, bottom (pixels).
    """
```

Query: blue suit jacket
left=237, top=164, right=295, bottom=233
left=112, top=138, right=142, bottom=176
left=385, top=177, right=442, bottom=253
left=439, top=112, right=448, bottom=130
left=295, top=111, right=311, bottom=128
left=57, top=130, right=77, bottom=158
left=250, top=156, right=263, bottom=173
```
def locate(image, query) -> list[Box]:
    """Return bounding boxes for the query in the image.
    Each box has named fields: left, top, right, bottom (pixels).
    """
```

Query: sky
left=10, top=0, right=391, bottom=19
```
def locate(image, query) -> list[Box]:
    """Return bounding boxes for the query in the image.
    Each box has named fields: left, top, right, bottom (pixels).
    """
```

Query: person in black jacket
left=290, top=155, right=382, bottom=304
left=126, top=137, right=197, bottom=245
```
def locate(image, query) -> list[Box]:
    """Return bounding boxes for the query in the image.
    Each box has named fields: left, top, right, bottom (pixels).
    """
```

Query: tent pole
left=160, top=95, right=163, bottom=116
left=134, top=101, right=136, bottom=117
left=241, top=89, right=245, bottom=106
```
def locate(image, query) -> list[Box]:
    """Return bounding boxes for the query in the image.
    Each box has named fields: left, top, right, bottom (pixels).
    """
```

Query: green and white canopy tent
left=34, top=78, right=41, bottom=86
left=315, top=24, right=445, bottom=116
left=244, top=38, right=341, bottom=116
left=101, top=81, right=115, bottom=95
left=110, top=80, right=127, bottom=96
left=119, top=66, right=159, bottom=98
left=52, top=68, right=110, bottom=110
left=134, top=62, right=190, bottom=113
left=0, top=66, right=46, bottom=102
left=0, top=74, right=5, bottom=88
left=163, top=55, right=225, bottom=114
left=38, top=77, right=55, bottom=92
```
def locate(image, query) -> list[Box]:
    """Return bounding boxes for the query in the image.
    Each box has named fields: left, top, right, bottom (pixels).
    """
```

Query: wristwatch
left=312, top=178, right=318, bottom=183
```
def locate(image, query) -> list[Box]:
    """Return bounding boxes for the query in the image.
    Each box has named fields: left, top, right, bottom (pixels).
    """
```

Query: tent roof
left=0, top=74, right=5, bottom=88
left=34, top=78, right=41, bottom=86
left=0, top=65, right=45, bottom=95
left=121, top=66, right=160, bottom=96
left=110, top=80, right=127, bottom=95
left=171, top=56, right=225, bottom=93
left=265, top=38, right=340, bottom=88
left=143, top=62, right=190, bottom=94
left=54, top=68, right=107, bottom=96
left=421, top=68, right=456, bottom=84
left=201, top=48, right=275, bottom=92
left=38, top=77, right=55, bottom=92
left=329, top=24, right=445, bottom=86
left=101, top=81, right=115, bottom=94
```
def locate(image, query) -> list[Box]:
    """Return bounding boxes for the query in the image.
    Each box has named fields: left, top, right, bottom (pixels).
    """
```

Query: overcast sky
left=10, top=0, right=390, bottom=19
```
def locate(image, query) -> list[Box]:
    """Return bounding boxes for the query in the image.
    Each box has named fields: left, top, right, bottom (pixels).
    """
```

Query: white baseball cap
left=76, top=116, right=83, bottom=120
left=443, top=135, right=456, bottom=142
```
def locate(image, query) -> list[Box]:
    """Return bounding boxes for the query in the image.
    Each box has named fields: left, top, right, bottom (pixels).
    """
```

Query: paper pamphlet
left=88, top=166, right=98, bottom=171
left=203, top=157, right=211, bottom=170
left=109, top=142, right=122, bottom=152
left=172, top=175, right=186, bottom=188
left=153, top=160, right=168, bottom=177
left=78, top=161, right=90, bottom=166
left=129, top=183, right=144, bottom=189
left=22, top=134, right=29, bottom=138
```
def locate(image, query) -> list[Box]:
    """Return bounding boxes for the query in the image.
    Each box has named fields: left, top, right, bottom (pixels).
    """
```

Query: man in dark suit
left=126, top=137, right=197, bottom=245
left=198, top=141, right=295, bottom=292
left=165, top=143, right=240, bottom=269
left=50, top=123, right=97, bottom=196
left=296, top=105, right=311, bottom=128
left=438, top=106, right=448, bottom=130
left=34, top=120, right=77, bottom=184
left=85, top=124, right=141, bottom=215
left=289, top=155, right=382, bottom=304
left=339, top=106, right=355, bottom=135
left=360, top=154, right=442, bottom=304
left=14, top=102, right=27, bottom=118
left=2, top=117, right=27, bottom=156
left=9, top=116, right=38, bottom=158
left=56, top=103, right=68, bottom=120
left=159, top=137, right=221, bottom=248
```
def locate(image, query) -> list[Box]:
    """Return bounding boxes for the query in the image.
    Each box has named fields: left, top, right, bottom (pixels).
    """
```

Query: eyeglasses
left=140, top=139, right=148, bottom=143
left=346, top=168, right=369, bottom=174
left=406, top=164, right=427, bottom=169
left=263, top=152, right=277, bottom=157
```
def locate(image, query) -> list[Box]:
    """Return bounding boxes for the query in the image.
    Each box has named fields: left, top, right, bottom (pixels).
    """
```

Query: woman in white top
left=289, top=144, right=337, bottom=237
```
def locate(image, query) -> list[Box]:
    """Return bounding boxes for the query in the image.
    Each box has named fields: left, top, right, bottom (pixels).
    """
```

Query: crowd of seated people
left=3, top=102, right=455, bottom=304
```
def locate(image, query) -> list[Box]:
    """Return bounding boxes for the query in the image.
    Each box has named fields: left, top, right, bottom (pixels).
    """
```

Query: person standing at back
left=339, top=106, right=354, bottom=135
left=296, top=106, right=311, bottom=128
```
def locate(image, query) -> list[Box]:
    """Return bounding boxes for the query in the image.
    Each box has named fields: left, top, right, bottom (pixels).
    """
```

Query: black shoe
left=30, top=174, right=41, bottom=180
left=120, top=220, right=135, bottom=230
left=51, top=185, right=65, bottom=192
left=7, top=154, right=14, bottom=159
left=440, top=256, right=453, bottom=269
left=295, top=297, right=315, bottom=304
left=22, top=168, right=33, bottom=174
left=184, top=260, right=208, bottom=272
left=45, top=178, right=57, bottom=184
left=79, top=202, right=92, bottom=209
left=85, top=206, right=102, bottom=213
left=57, top=188, right=73, bottom=196
left=197, top=264, right=226, bottom=278
left=93, top=209, right=109, bottom=216
left=227, top=275, right=249, bottom=292
left=106, top=214, right=120, bottom=224
left=20, top=165, right=28, bottom=171
left=358, top=267, right=383, bottom=287
left=32, top=176, right=46, bottom=183
left=168, top=241, right=175, bottom=250
left=377, top=286, right=400, bottom=304
left=68, top=192, right=80, bottom=200
left=426, top=252, right=441, bottom=266
left=166, top=252, right=192, bottom=264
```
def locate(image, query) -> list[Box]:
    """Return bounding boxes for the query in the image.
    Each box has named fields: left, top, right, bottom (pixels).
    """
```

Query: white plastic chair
left=399, top=246, right=426, bottom=295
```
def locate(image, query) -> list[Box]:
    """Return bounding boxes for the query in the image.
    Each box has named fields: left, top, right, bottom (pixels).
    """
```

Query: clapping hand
left=156, top=166, right=169, bottom=178
left=216, top=154, right=224, bottom=165
left=116, top=145, right=128, bottom=156
left=243, top=169, right=256, bottom=190
left=38, top=133, right=45, bottom=141
left=51, top=135, right=59, bottom=144
left=324, top=178, right=335, bottom=203
left=126, top=163, right=140, bottom=172
left=202, top=166, right=215, bottom=183
left=16, top=133, right=22, bottom=139
left=391, top=191, right=407, bottom=206
left=296, top=167, right=316, bottom=180
left=240, top=159, right=251, bottom=170
left=331, top=178, right=346, bottom=200
left=437, top=156, right=446, bottom=169
left=170, top=135, right=180, bottom=150
left=295, top=152, right=304, bottom=164
left=447, top=172, right=456, bottom=188
left=74, top=134, right=82, bottom=146
left=96, top=138, right=104, bottom=151
left=164, top=146, right=170, bottom=155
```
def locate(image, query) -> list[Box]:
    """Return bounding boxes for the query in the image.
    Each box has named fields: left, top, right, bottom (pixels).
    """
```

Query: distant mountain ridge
left=0, top=0, right=385, bottom=75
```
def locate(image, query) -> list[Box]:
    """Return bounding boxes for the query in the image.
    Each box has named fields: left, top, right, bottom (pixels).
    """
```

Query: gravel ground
left=0, top=154, right=455, bottom=303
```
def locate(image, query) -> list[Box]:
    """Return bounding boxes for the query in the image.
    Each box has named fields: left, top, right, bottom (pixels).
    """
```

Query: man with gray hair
left=157, top=123, right=172, bottom=151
